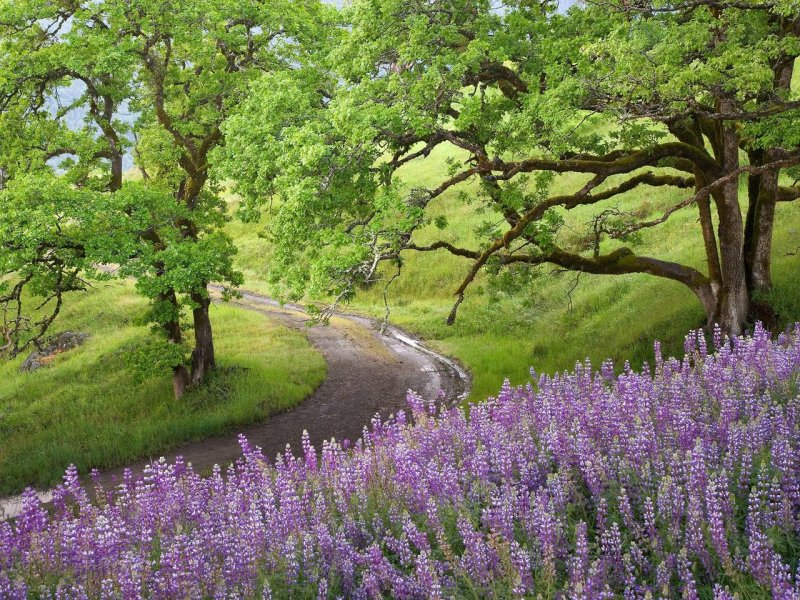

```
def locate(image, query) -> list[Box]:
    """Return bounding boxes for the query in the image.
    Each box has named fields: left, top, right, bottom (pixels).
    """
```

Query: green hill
left=226, top=142, right=800, bottom=401
left=0, top=281, right=325, bottom=494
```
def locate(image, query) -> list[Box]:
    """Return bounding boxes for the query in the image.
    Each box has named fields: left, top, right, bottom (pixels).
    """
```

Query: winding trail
left=0, top=288, right=470, bottom=519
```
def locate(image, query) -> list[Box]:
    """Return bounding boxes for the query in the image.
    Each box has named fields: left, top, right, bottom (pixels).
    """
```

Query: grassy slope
left=0, top=280, right=325, bottom=494
left=227, top=141, right=800, bottom=401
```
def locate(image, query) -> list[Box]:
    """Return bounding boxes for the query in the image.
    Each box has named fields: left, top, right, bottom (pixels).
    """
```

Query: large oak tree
left=222, top=0, right=800, bottom=335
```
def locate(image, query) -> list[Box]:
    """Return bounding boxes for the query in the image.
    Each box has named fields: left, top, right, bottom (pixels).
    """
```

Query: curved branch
left=590, top=171, right=695, bottom=202
left=445, top=244, right=711, bottom=324
left=406, top=241, right=480, bottom=259
left=542, top=246, right=709, bottom=288
left=777, top=186, right=800, bottom=202
left=493, top=142, right=722, bottom=180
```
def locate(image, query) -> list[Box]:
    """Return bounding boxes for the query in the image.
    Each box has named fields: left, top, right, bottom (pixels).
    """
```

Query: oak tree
left=0, top=0, right=134, bottom=355
left=223, top=0, right=800, bottom=335
left=0, top=0, right=325, bottom=396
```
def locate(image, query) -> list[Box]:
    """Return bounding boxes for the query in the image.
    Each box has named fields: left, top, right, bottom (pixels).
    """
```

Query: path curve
left=1, top=288, right=470, bottom=519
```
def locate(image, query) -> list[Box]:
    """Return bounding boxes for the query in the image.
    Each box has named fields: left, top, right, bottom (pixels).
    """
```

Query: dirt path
left=0, top=289, right=469, bottom=519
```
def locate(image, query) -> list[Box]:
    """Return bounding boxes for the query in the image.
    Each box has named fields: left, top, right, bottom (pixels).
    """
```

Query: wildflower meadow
left=2, top=324, right=800, bottom=598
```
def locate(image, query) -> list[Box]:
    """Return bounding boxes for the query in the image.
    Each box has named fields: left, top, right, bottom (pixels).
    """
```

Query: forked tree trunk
left=163, top=288, right=216, bottom=399
left=189, top=290, right=215, bottom=386
left=694, top=163, right=780, bottom=336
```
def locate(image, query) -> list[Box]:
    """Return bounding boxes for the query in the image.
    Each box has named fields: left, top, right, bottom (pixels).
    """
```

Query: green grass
left=226, top=141, right=800, bottom=401
left=0, top=280, right=326, bottom=495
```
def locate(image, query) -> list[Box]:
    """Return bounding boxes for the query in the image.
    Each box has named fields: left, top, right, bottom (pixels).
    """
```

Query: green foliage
left=220, top=0, right=800, bottom=340
left=125, top=337, right=190, bottom=381
left=0, top=0, right=330, bottom=379
left=223, top=143, right=800, bottom=403
left=0, top=174, right=135, bottom=354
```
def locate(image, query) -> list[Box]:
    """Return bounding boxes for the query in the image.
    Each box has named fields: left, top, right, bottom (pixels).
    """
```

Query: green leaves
left=219, top=0, right=799, bottom=331
left=0, top=174, right=135, bottom=267
left=125, top=337, right=190, bottom=380
left=0, top=0, right=328, bottom=371
left=0, top=174, right=117, bottom=353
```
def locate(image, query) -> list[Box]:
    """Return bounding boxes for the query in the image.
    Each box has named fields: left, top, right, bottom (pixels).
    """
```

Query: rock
left=19, top=332, right=90, bottom=373
left=51, top=331, right=89, bottom=352
left=19, top=353, right=43, bottom=373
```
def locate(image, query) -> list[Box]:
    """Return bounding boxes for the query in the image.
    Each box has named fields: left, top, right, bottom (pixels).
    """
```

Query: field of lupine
left=2, top=324, right=800, bottom=599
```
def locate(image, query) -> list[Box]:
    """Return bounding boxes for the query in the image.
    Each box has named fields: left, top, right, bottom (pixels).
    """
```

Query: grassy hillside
left=226, top=143, right=800, bottom=401
left=0, top=281, right=325, bottom=494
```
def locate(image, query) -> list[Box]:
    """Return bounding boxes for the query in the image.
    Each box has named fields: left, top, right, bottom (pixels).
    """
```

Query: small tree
left=222, top=0, right=800, bottom=335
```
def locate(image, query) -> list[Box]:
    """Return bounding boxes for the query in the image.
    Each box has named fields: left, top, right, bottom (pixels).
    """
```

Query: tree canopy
left=221, top=0, right=800, bottom=335
left=2, top=0, right=799, bottom=389
left=0, top=0, right=328, bottom=396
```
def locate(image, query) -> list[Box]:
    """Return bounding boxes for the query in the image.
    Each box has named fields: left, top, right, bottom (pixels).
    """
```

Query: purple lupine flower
left=0, top=573, right=27, bottom=600
left=509, top=540, right=533, bottom=597
left=1, top=326, right=800, bottom=597
left=705, top=473, right=730, bottom=566
left=570, top=521, right=589, bottom=591
left=414, top=550, right=442, bottom=600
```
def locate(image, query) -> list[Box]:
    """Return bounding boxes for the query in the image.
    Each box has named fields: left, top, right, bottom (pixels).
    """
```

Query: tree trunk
left=715, top=210, right=750, bottom=336
left=173, top=366, right=190, bottom=399
left=743, top=150, right=763, bottom=290
left=160, top=287, right=190, bottom=399
left=189, top=290, right=215, bottom=386
left=110, top=150, right=123, bottom=193
left=694, top=168, right=723, bottom=305
left=712, top=118, right=749, bottom=336
left=746, top=168, right=778, bottom=296
left=691, top=282, right=720, bottom=329
left=744, top=162, right=779, bottom=329
left=742, top=43, right=795, bottom=327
